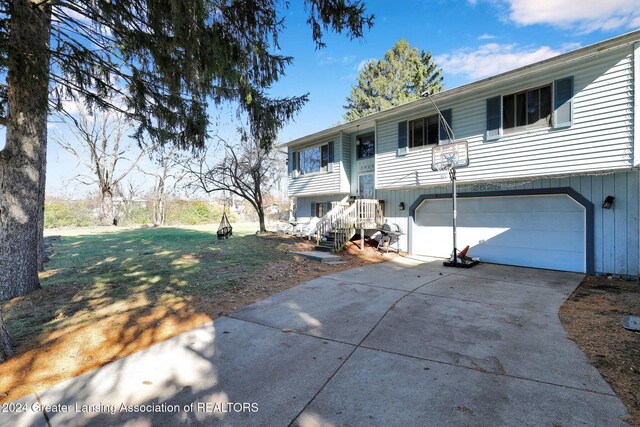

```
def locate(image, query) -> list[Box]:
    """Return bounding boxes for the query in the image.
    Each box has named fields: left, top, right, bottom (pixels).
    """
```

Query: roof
left=280, top=29, right=640, bottom=149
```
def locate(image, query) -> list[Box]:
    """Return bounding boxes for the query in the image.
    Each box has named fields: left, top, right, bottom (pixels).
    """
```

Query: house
left=284, top=30, right=640, bottom=276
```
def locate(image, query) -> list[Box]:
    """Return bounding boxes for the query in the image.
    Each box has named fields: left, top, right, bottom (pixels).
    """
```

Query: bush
left=44, top=201, right=93, bottom=228
left=165, top=200, right=215, bottom=225
left=119, top=205, right=152, bottom=226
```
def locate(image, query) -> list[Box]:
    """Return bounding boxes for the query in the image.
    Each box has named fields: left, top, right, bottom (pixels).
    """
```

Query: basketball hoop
left=430, top=140, right=477, bottom=269
left=431, top=140, right=469, bottom=173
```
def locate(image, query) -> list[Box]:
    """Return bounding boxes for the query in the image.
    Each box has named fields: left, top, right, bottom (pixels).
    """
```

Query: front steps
left=292, top=250, right=344, bottom=264
left=315, top=231, right=337, bottom=252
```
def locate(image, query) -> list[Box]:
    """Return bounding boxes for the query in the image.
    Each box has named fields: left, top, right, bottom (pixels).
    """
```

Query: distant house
left=284, top=30, right=640, bottom=276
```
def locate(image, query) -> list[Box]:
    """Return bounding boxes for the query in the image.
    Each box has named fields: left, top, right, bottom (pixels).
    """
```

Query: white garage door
left=413, top=194, right=586, bottom=273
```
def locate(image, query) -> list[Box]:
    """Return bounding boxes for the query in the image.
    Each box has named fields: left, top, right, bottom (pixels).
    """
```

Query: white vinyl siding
left=295, top=195, right=344, bottom=221
left=288, top=137, right=347, bottom=197
left=340, top=131, right=352, bottom=193
left=375, top=47, right=633, bottom=189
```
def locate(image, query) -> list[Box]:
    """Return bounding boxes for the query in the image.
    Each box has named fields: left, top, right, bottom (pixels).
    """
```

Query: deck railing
left=312, top=199, right=384, bottom=251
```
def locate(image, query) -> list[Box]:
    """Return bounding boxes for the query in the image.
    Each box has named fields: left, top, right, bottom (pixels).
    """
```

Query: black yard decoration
left=217, top=212, right=233, bottom=240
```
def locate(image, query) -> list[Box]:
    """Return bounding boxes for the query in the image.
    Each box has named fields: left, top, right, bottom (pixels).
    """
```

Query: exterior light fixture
left=399, top=202, right=405, bottom=210
left=603, top=195, right=615, bottom=209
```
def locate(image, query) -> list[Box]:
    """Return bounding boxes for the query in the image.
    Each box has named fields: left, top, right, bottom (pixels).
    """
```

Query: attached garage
left=410, top=190, right=593, bottom=273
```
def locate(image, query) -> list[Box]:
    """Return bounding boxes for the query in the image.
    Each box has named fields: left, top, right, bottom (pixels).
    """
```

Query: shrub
left=44, top=201, right=93, bottom=228
left=119, top=205, right=152, bottom=226
left=165, top=200, right=216, bottom=225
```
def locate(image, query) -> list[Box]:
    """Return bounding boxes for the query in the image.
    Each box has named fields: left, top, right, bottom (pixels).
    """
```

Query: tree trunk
left=0, top=306, right=15, bottom=363
left=37, top=138, right=48, bottom=271
left=100, top=189, right=114, bottom=225
left=258, top=209, right=266, bottom=233
left=0, top=1, right=51, bottom=304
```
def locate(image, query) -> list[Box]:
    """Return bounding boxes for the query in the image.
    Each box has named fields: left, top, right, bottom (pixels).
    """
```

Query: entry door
left=359, top=174, right=375, bottom=199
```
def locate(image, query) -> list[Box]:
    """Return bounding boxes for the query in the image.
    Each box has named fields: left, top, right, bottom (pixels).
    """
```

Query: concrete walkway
left=6, top=258, right=630, bottom=426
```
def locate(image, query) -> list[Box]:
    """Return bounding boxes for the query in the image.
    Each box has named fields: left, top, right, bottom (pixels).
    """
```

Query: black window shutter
left=398, top=121, right=408, bottom=148
left=439, top=109, right=452, bottom=144
left=327, top=141, right=335, bottom=164
left=486, top=96, right=501, bottom=139
left=554, top=76, right=573, bottom=128
left=288, top=150, right=297, bottom=174
left=310, top=202, right=316, bottom=217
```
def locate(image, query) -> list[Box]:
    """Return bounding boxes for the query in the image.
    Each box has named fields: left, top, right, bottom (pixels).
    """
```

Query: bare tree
left=53, top=105, right=146, bottom=225
left=186, top=135, right=284, bottom=233
left=141, top=146, right=187, bottom=227
left=114, top=179, right=144, bottom=224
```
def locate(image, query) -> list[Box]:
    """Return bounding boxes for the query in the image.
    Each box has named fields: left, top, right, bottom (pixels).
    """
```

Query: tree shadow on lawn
left=0, top=226, right=294, bottom=402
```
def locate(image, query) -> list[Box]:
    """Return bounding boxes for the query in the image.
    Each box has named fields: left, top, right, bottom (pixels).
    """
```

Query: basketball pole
left=449, top=167, right=458, bottom=267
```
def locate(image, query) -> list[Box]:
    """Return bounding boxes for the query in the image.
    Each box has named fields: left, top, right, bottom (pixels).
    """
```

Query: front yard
left=0, top=224, right=386, bottom=402
left=560, top=276, right=640, bottom=426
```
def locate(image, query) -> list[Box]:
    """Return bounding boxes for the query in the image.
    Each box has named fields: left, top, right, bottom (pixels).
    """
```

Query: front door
left=358, top=173, right=375, bottom=199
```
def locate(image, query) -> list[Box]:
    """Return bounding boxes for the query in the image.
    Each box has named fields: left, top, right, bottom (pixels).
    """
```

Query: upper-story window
left=409, top=114, right=439, bottom=148
left=356, top=133, right=375, bottom=159
left=296, top=143, right=331, bottom=175
left=502, top=84, right=552, bottom=133
left=486, top=77, right=573, bottom=141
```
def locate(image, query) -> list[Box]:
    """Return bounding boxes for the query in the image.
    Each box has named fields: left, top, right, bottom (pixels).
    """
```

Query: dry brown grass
left=560, top=276, right=640, bottom=426
left=0, top=226, right=392, bottom=403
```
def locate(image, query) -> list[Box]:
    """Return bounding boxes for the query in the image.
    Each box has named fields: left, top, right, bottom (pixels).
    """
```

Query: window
left=357, top=133, right=375, bottom=159
left=298, top=146, right=321, bottom=175
left=311, top=202, right=332, bottom=217
left=296, top=143, right=332, bottom=175
left=502, top=84, right=552, bottom=133
left=409, top=114, right=439, bottom=148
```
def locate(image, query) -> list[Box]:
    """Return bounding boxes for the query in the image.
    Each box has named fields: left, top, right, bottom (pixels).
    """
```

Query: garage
left=411, top=192, right=589, bottom=273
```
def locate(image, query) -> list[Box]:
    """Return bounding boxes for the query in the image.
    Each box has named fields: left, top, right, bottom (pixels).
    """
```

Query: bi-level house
left=284, top=30, right=640, bottom=276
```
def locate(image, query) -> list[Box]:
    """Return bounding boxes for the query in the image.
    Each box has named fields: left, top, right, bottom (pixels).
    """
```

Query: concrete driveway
left=6, top=258, right=630, bottom=426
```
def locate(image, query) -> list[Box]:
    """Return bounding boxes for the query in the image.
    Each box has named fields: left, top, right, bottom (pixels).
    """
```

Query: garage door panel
left=467, top=245, right=584, bottom=272
left=459, top=212, right=584, bottom=232
left=414, top=194, right=586, bottom=273
left=466, top=229, right=584, bottom=251
left=460, top=196, right=583, bottom=213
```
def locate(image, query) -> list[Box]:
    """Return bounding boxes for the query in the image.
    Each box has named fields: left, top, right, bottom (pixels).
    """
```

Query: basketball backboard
left=431, top=140, right=469, bottom=171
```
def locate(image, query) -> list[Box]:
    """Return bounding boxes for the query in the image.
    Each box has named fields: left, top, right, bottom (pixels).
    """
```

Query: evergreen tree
left=0, top=0, right=373, bottom=361
left=344, top=39, right=443, bottom=121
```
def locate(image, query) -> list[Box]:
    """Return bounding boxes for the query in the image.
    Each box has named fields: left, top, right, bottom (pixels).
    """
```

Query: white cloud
left=436, top=43, right=563, bottom=80
left=502, top=0, right=640, bottom=32
left=478, top=33, right=497, bottom=40
left=356, top=58, right=375, bottom=72
left=317, top=54, right=356, bottom=66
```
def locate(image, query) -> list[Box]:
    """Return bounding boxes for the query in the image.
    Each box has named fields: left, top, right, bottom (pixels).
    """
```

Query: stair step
left=293, top=251, right=342, bottom=263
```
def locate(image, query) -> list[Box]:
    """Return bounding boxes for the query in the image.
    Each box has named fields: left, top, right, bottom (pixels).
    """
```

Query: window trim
left=408, top=113, right=441, bottom=150
left=502, top=83, right=553, bottom=135
left=294, top=142, right=332, bottom=177
left=486, top=78, right=573, bottom=142
left=356, top=132, right=375, bottom=159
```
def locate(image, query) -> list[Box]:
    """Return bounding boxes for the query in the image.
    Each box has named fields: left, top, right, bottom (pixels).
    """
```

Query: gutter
left=279, top=29, right=640, bottom=149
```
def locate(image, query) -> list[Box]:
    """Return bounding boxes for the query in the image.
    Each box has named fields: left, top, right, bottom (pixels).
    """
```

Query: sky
left=23, top=0, right=640, bottom=197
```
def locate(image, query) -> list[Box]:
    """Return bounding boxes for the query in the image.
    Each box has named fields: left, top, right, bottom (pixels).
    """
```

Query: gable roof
left=281, top=29, right=640, bottom=148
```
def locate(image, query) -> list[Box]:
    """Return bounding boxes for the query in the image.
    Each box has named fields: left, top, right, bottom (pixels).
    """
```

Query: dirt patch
left=560, top=276, right=640, bottom=426
left=0, top=232, right=394, bottom=403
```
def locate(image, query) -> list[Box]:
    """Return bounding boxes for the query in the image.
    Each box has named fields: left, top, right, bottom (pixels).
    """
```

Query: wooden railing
left=312, top=199, right=384, bottom=251
left=313, top=201, right=350, bottom=243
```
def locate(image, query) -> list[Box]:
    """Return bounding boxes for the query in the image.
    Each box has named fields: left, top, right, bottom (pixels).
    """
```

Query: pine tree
left=0, top=0, right=373, bottom=361
left=344, top=39, right=443, bottom=121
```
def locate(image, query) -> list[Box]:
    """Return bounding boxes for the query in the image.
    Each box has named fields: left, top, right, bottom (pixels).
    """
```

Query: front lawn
left=0, top=224, right=386, bottom=402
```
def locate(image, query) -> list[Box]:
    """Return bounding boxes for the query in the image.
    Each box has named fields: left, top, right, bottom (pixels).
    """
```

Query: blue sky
left=36, top=0, right=640, bottom=196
